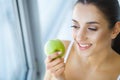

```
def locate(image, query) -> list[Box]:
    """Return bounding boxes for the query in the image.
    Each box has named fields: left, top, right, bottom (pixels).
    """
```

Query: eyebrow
left=72, top=19, right=78, bottom=23
left=72, top=19, right=100, bottom=24
left=86, top=22, right=100, bottom=24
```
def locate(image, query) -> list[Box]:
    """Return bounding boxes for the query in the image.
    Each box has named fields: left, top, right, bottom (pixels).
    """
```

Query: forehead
left=72, top=3, right=106, bottom=23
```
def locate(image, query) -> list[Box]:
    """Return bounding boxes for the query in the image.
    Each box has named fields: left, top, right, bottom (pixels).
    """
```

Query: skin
left=44, top=3, right=120, bottom=80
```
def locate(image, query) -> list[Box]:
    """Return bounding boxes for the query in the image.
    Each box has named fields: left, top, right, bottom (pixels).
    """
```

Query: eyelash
left=71, top=26, right=79, bottom=29
left=71, top=25, right=97, bottom=31
left=88, top=28, right=97, bottom=31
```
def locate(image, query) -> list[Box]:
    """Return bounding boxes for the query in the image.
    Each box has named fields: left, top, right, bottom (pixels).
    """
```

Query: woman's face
left=72, top=3, right=113, bottom=56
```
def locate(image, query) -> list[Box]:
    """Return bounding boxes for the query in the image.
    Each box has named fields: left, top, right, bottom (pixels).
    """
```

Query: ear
left=111, top=21, right=120, bottom=39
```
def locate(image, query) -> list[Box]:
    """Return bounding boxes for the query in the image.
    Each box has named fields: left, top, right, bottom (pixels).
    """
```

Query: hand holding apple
left=44, top=39, right=65, bottom=79
left=44, top=39, right=65, bottom=57
left=45, top=52, right=65, bottom=80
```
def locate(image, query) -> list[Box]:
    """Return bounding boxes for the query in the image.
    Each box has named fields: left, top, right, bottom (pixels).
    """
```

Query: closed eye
left=71, top=25, right=80, bottom=29
left=88, top=28, right=97, bottom=31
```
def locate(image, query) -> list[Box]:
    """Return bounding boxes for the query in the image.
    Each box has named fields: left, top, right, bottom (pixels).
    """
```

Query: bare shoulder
left=61, top=40, right=71, bottom=58
left=61, top=40, right=71, bottom=50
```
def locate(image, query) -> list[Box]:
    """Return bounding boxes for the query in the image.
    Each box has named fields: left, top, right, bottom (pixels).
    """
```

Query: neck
left=74, top=47, right=114, bottom=70
left=80, top=52, right=108, bottom=67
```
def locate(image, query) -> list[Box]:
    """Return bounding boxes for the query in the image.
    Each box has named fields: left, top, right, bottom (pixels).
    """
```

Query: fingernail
left=58, top=52, right=62, bottom=55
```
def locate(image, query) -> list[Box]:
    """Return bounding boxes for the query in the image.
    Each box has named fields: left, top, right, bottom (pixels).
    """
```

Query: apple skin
left=44, top=39, right=65, bottom=57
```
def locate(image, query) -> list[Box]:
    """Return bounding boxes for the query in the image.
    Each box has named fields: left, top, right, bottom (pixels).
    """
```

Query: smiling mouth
left=77, top=43, right=92, bottom=50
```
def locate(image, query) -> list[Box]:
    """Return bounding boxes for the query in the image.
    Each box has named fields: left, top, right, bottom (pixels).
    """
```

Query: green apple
left=44, top=39, right=65, bottom=57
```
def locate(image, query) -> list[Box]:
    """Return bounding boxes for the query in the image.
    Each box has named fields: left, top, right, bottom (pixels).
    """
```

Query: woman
left=44, top=0, right=120, bottom=80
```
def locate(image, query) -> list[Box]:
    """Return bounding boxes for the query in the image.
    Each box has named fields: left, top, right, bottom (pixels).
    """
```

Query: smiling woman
left=44, top=0, right=120, bottom=80
left=72, top=3, right=117, bottom=56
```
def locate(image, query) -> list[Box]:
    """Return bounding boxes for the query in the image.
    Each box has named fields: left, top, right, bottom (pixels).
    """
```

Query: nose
left=76, top=29, right=87, bottom=41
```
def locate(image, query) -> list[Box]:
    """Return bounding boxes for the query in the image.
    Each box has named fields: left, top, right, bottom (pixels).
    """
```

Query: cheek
left=93, top=31, right=111, bottom=45
left=72, top=29, right=77, bottom=39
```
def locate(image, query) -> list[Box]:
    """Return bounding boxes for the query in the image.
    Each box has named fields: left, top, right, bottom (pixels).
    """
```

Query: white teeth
left=79, top=44, right=90, bottom=47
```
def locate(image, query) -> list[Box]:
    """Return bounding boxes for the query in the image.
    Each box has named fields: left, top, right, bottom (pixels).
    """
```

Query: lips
left=77, top=43, right=92, bottom=50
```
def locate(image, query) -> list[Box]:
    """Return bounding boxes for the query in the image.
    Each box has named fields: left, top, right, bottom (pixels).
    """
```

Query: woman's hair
left=75, top=0, right=120, bottom=54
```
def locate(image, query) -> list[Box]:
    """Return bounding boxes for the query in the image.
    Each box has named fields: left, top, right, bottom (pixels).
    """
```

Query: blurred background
left=0, top=0, right=75, bottom=80
left=0, top=0, right=119, bottom=80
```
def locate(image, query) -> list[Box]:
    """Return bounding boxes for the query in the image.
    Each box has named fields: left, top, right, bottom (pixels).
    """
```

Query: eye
left=71, top=25, right=80, bottom=29
left=88, top=26, right=97, bottom=31
left=88, top=28, right=97, bottom=31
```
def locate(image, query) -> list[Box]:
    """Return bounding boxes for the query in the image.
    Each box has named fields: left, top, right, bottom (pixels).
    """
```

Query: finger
left=45, top=52, right=59, bottom=64
left=53, top=67, right=65, bottom=78
left=50, top=58, right=64, bottom=67
left=51, top=62, right=65, bottom=73
left=48, top=52, right=60, bottom=62
left=47, top=58, right=63, bottom=70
